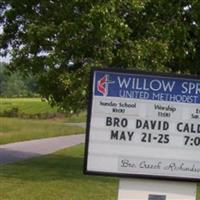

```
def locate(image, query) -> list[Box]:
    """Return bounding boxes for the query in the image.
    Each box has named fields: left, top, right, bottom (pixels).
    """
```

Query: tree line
left=0, top=1, right=200, bottom=112
left=0, top=62, right=38, bottom=97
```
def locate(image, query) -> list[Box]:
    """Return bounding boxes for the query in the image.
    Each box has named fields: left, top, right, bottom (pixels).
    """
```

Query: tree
left=0, top=62, right=7, bottom=95
left=0, top=62, right=38, bottom=97
left=2, top=73, right=27, bottom=97
left=0, top=0, right=200, bottom=112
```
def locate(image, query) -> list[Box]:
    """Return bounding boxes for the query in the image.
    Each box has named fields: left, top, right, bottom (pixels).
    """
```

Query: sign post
left=84, top=68, right=200, bottom=198
left=118, top=178, right=196, bottom=200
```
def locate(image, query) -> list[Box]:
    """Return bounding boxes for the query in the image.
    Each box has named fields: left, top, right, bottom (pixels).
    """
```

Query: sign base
left=118, top=178, right=197, bottom=200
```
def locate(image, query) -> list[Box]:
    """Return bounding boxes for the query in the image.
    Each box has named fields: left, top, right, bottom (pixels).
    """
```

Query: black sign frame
left=83, top=68, right=200, bottom=182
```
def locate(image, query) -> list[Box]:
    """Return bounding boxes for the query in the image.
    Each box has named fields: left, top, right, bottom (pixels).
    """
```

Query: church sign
left=84, top=68, right=200, bottom=181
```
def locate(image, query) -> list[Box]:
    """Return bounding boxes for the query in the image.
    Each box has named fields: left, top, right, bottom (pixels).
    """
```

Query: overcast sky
left=0, top=26, right=10, bottom=63
left=0, top=55, right=10, bottom=63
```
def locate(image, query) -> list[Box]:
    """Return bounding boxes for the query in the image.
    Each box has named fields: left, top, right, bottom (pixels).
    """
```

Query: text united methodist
left=116, top=76, right=200, bottom=104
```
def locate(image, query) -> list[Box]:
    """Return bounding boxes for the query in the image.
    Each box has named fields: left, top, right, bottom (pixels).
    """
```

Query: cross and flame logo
left=97, top=75, right=114, bottom=96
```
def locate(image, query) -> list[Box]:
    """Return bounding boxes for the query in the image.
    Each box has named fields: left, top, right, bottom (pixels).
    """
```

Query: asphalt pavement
left=0, top=134, right=85, bottom=165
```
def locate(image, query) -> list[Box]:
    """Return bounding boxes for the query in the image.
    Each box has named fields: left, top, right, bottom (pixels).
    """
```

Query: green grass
left=0, top=97, right=87, bottom=121
left=0, top=145, right=118, bottom=200
left=0, top=98, right=58, bottom=114
left=0, top=145, right=199, bottom=200
left=0, top=117, right=84, bottom=144
left=65, top=111, right=86, bottom=123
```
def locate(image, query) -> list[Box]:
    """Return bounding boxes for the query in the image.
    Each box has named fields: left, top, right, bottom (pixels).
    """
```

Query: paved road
left=0, top=134, right=85, bottom=165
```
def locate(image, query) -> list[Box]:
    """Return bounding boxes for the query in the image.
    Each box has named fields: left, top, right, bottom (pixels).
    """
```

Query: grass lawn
left=0, top=98, right=58, bottom=114
left=0, top=145, right=199, bottom=199
left=65, top=111, right=86, bottom=123
left=0, top=117, right=84, bottom=145
left=0, top=97, right=87, bottom=121
left=0, top=145, right=118, bottom=200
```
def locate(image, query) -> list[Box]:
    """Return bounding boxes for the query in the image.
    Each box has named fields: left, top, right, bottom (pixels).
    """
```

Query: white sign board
left=84, top=69, right=200, bottom=181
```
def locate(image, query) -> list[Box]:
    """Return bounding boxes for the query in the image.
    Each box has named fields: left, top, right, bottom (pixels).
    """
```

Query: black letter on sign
left=111, top=130, right=119, bottom=140
left=106, top=117, right=112, bottom=126
left=136, top=119, right=142, bottom=128
left=121, top=118, right=128, bottom=127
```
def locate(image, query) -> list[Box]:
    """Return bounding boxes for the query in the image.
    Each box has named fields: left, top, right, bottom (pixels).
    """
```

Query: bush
left=2, top=107, right=19, bottom=117
left=0, top=107, right=59, bottom=119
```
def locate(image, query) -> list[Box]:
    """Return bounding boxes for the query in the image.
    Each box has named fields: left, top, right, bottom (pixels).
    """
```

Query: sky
left=0, top=26, right=10, bottom=63
left=0, top=55, right=11, bottom=63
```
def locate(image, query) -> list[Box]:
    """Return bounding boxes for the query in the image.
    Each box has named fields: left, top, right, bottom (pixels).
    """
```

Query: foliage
left=0, top=1, right=200, bottom=112
left=0, top=62, right=39, bottom=97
